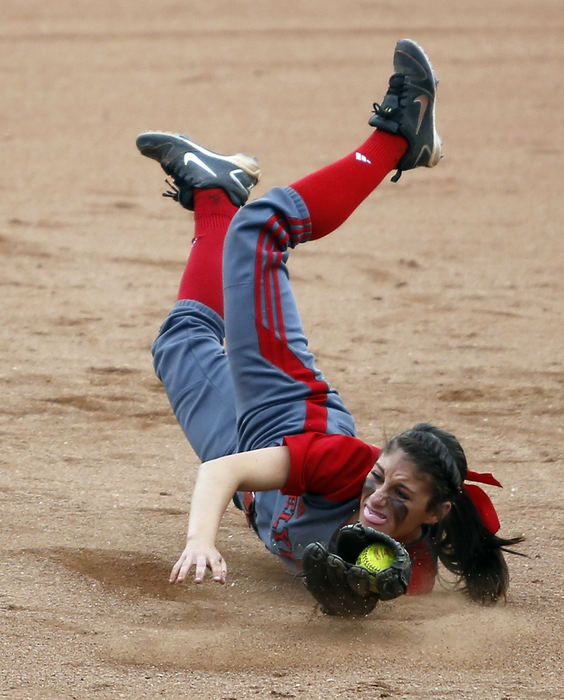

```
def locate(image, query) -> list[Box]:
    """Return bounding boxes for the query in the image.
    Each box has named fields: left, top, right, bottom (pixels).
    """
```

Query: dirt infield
left=2, top=1, right=563, bottom=698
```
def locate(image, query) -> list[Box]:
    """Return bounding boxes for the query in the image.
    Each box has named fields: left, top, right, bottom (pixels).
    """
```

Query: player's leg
left=153, top=296, right=237, bottom=461
left=290, top=38, right=441, bottom=238
left=137, top=134, right=261, bottom=461
left=224, top=188, right=358, bottom=452
left=223, top=39, right=441, bottom=450
left=138, top=38, right=441, bottom=456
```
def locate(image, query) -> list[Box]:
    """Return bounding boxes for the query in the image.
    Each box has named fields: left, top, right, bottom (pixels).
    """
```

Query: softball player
left=137, top=40, right=522, bottom=610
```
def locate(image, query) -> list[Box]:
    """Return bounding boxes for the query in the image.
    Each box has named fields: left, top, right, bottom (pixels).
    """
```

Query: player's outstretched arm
left=169, top=446, right=291, bottom=585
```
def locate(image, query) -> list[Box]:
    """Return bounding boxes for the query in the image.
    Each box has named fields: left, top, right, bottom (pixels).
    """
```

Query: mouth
left=362, top=504, right=388, bottom=527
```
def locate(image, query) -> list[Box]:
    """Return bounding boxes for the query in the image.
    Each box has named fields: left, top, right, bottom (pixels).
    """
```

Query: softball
left=356, top=543, right=395, bottom=573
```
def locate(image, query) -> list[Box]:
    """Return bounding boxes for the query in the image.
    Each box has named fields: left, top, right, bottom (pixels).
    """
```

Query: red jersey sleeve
left=282, top=432, right=380, bottom=502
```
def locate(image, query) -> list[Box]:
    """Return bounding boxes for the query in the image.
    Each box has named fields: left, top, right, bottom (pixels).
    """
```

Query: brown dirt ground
left=1, top=1, right=563, bottom=698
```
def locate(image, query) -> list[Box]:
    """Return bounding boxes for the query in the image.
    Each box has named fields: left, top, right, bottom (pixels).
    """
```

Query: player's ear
left=424, top=500, right=451, bottom=525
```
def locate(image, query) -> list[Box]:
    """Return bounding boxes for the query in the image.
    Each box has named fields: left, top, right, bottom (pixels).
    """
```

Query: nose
left=368, top=485, right=388, bottom=507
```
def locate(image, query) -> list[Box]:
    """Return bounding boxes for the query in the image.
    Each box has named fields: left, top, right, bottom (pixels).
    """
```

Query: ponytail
left=434, top=488, right=524, bottom=604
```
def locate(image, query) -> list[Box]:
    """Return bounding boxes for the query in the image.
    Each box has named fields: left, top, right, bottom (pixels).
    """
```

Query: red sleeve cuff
left=282, top=432, right=380, bottom=501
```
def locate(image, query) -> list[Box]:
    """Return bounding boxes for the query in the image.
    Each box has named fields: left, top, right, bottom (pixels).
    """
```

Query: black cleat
left=136, top=131, right=261, bottom=210
left=369, top=39, right=442, bottom=181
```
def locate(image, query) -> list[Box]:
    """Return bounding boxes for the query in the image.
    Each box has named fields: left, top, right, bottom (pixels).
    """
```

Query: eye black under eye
left=396, top=489, right=409, bottom=500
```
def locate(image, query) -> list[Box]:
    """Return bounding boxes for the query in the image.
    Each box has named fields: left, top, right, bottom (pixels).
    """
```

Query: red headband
left=462, top=470, right=502, bottom=534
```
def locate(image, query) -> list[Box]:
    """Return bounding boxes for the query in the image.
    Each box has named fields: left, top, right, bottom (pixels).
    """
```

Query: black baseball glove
left=301, top=524, right=412, bottom=617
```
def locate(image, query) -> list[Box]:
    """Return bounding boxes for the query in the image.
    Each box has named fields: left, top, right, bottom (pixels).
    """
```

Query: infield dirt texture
left=2, top=1, right=562, bottom=698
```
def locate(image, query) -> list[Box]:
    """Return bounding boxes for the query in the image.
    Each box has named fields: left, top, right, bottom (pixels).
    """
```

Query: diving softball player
left=136, top=39, right=522, bottom=614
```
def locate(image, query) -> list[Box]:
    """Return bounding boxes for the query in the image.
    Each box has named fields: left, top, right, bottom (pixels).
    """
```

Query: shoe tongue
left=389, top=73, right=405, bottom=88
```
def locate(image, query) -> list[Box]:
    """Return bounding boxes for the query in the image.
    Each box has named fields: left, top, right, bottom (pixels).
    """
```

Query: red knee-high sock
left=290, top=131, right=408, bottom=240
left=176, top=189, right=237, bottom=316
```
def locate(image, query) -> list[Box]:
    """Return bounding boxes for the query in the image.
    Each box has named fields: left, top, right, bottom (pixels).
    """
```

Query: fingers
left=209, top=553, right=227, bottom=584
left=169, top=548, right=227, bottom=585
left=195, top=552, right=227, bottom=584
left=169, top=553, right=193, bottom=584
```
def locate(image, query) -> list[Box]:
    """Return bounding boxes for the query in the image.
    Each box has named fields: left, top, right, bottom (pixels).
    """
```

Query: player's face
left=358, top=448, right=442, bottom=544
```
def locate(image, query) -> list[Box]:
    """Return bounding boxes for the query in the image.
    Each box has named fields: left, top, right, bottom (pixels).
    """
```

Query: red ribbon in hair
left=463, top=470, right=503, bottom=534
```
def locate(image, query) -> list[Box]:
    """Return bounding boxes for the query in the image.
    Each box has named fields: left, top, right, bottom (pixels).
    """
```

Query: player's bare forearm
left=169, top=445, right=291, bottom=585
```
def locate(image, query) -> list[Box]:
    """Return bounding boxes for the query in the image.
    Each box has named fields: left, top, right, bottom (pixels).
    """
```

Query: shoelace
left=371, top=73, right=406, bottom=121
left=162, top=178, right=180, bottom=202
left=371, top=73, right=406, bottom=182
left=371, top=101, right=399, bottom=120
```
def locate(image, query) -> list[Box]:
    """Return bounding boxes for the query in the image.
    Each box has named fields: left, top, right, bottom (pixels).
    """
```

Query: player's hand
left=169, top=539, right=227, bottom=585
left=301, top=525, right=412, bottom=616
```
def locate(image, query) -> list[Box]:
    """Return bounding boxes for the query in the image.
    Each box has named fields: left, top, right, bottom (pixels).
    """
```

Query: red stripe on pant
left=254, top=217, right=329, bottom=433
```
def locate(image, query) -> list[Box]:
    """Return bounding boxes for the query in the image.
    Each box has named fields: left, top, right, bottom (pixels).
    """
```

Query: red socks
left=176, top=189, right=237, bottom=316
left=177, top=132, right=407, bottom=314
left=290, top=131, right=408, bottom=240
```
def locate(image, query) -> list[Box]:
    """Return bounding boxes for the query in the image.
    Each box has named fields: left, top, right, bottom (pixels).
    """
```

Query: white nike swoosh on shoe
left=229, top=169, right=248, bottom=194
left=183, top=152, right=217, bottom=176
